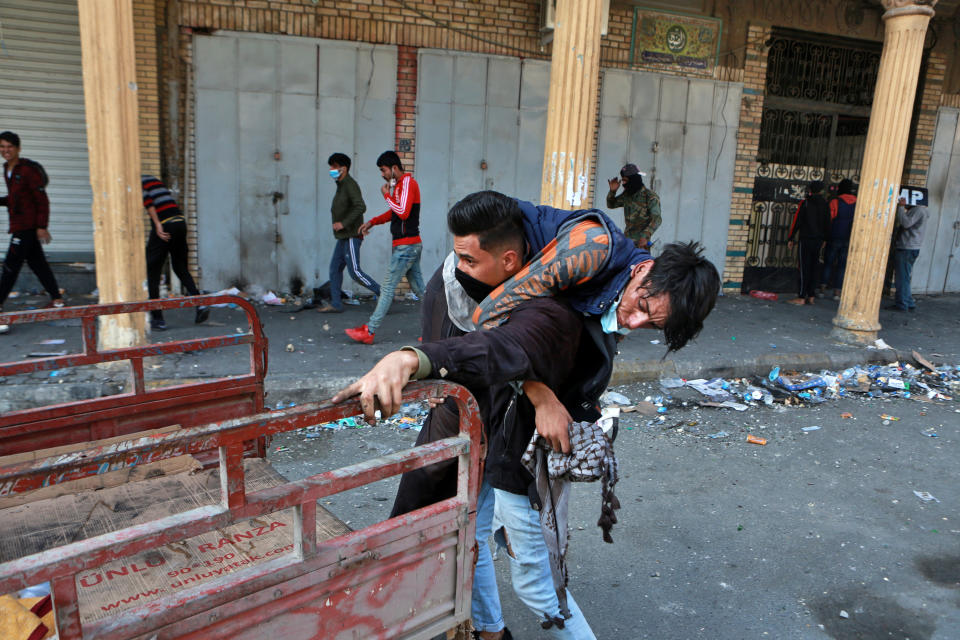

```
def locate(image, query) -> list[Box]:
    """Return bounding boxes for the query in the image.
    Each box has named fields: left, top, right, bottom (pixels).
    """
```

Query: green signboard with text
left=632, top=8, right=721, bottom=76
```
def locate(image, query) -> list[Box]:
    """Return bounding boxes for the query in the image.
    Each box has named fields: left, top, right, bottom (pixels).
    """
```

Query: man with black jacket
left=334, top=191, right=719, bottom=639
left=0, top=131, right=64, bottom=335
left=786, top=180, right=831, bottom=305
left=334, top=262, right=600, bottom=639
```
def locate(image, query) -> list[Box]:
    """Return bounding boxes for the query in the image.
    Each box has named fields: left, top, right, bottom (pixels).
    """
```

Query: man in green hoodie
left=318, top=153, right=381, bottom=313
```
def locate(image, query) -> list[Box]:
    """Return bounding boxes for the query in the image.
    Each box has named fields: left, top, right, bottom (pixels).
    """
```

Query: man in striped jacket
left=142, top=175, right=209, bottom=330
left=346, top=150, right=425, bottom=344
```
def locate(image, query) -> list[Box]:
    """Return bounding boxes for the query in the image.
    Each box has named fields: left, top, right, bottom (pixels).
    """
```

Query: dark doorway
left=743, top=29, right=879, bottom=293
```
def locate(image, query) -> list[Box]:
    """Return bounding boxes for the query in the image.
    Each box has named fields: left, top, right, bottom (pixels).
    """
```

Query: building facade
left=2, top=0, right=959, bottom=295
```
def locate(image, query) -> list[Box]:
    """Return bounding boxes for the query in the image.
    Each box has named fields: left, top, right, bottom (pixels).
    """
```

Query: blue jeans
left=329, top=237, right=380, bottom=310
left=471, top=485, right=595, bottom=639
left=893, top=248, right=919, bottom=310
left=472, top=482, right=505, bottom=633
left=821, top=240, right=849, bottom=291
left=367, top=243, right=425, bottom=333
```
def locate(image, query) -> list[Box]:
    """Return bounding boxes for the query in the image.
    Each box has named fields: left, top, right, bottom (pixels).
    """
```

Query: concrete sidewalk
left=1, top=289, right=958, bottom=410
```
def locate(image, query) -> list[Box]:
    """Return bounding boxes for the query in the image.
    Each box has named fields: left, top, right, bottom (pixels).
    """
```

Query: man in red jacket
left=0, top=132, right=64, bottom=334
left=346, top=150, right=425, bottom=344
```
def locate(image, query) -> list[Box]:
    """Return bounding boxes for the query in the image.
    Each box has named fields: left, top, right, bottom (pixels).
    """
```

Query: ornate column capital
left=882, top=0, right=937, bottom=19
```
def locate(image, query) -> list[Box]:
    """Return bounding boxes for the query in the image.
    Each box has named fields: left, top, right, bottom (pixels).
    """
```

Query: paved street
left=269, top=382, right=960, bottom=639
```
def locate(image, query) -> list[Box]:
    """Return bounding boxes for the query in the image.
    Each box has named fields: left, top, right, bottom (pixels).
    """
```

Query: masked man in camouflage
left=606, top=163, right=661, bottom=250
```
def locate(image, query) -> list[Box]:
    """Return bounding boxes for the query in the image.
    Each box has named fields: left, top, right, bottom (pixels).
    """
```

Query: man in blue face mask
left=317, top=153, right=381, bottom=313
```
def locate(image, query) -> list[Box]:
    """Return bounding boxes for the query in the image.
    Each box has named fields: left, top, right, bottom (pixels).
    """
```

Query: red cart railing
left=0, top=381, right=482, bottom=640
left=0, top=295, right=268, bottom=458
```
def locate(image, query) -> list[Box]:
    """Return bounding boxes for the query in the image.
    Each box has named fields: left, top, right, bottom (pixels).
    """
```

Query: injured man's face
left=616, top=261, right=671, bottom=331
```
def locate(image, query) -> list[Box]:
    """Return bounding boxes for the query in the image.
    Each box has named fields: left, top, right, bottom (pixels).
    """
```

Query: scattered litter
left=48, top=370, right=63, bottom=378
left=600, top=391, right=632, bottom=406
left=211, top=287, right=242, bottom=307
left=746, top=434, right=767, bottom=445
left=879, top=414, right=900, bottom=421
left=748, top=290, right=778, bottom=301
left=839, top=610, right=850, bottom=619
left=261, top=291, right=284, bottom=305
left=322, top=323, right=330, bottom=331
left=37, top=338, right=65, bottom=345
left=776, top=373, right=826, bottom=392
left=922, top=429, right=938, bottom=438
left=913, top=351, right=937, bottom=372
left=275, top=446, right=291, bottom=453
left=872, top=338, right=892, bottom=350
left=273, top=401, right=296, bottom=410
left=687, top=378, right=735, bottom=402
left=699, top=400, right=749, bottom=411
left=802, top=426, right=821, bottom=432
left=769, top=344, right=777, bottom=349
left=622, top=401, right=660, bottom=416
left=285, top=343, right=295, bottom=352
left=913, top=490, right=939, bottom=503
left=650, top=339, right=660, bottom=345
left=707, top=431, right=729, bottom=439
left=639, top=360, right=960, bottom=423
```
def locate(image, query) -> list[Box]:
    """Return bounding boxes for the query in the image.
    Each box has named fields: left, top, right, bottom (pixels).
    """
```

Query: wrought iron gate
left=743, top=30, right=880, bottom=293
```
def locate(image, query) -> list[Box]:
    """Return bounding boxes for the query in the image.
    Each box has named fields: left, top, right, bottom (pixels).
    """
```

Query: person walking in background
left=317, top=152, right=380, bottom=313
left=346, top=150, right=425, bottom=345
left=821, top=178, right=857, bottom=301
left=606, top=163, right=661, bottom=250
left=0, top=131, right=64, bottom=335
left=142, top=174, right=209, bottom=330
left=786, top=180, right=830, bottom=306
left=887, top=196, right=929, bottom=312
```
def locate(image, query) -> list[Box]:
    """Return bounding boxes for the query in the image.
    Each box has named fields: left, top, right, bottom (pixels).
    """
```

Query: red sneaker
left=345, top=324, right=375, bottom=345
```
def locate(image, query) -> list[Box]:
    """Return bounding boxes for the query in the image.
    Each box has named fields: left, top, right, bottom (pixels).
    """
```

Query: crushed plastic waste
left=707, top=430, right=729, bottom=439
left=600, top=391, right=632, bottom=406
left=262, top=291, right=284, bottom=305
left=913, top=490, right=940, bottom=503
left=211, top=287, right=243, bottom=307
left=749, top=290, right=778, bottom=301
left=297, top=402, right=431, bottom=437
left=802, top=426, right=821, bottom=432
left=647, top=357, right=960, bottom=416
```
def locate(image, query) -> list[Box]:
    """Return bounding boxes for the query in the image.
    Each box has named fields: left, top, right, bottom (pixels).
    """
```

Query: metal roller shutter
left=0, top=0, right=93, bottom=259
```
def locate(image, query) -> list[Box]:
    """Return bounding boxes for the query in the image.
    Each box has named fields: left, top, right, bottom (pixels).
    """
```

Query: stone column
left=78, top=0, right=147, bottom=349
left=540, top=0, right=604, bottom=208
left=831, top=0, right=937, bottom=344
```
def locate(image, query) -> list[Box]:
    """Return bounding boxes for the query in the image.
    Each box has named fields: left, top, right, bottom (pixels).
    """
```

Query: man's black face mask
left=454, top=267, right=496, bottom=303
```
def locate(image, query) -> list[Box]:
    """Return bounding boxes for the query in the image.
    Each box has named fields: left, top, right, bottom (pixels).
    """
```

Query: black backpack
left=19, top=158, right=49, bottom=190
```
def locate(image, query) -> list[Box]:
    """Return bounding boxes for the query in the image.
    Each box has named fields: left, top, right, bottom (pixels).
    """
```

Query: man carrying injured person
left=333, top=190, right=720, bottom=639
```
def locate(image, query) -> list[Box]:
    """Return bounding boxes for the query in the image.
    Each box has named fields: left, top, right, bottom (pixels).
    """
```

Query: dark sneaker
left=151, top=319, right=168, bottom=331
left=195, top=306, right=210, bottom=324
left=316, top=303, right=343, bottom=313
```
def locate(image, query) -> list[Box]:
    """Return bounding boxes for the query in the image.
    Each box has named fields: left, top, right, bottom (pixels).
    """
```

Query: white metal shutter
left=0, top=0, right=93, bottom=259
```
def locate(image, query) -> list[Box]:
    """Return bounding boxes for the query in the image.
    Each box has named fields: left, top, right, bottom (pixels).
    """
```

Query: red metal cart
left=0, top=298, right=481, bottom=639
